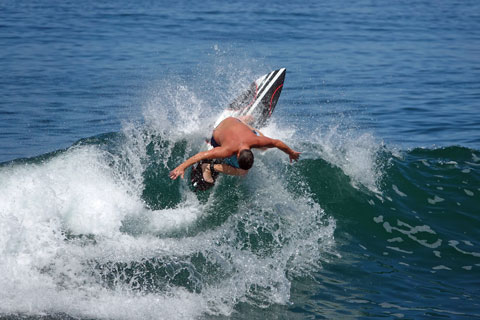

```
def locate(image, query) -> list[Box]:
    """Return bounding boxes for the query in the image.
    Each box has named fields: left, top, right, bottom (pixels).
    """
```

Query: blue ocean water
left=1, top=1, right=479, bottom=319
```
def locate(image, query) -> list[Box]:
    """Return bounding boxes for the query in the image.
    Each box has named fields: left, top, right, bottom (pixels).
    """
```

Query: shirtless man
left=169, top=117, right=301, bottom=181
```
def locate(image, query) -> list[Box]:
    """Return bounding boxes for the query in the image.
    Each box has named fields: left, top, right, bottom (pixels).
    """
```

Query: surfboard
left=191, top=68, right=286, bottom=191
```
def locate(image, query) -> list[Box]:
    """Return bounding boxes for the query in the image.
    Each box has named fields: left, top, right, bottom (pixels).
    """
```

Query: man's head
left=238, top=149, right=254, bottom=170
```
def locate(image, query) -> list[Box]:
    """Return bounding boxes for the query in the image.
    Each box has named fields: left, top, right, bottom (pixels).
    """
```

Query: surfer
left=169, top=117, right=301, bottom=184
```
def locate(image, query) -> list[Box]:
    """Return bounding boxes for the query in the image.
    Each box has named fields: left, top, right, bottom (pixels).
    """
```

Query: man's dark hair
left=238, top=149, right=254, bottom=170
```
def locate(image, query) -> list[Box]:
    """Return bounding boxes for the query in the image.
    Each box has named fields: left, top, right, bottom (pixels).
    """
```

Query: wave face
left=0, top=90, right=339, bottom=319
left=1, top=99, right=478, bottom=319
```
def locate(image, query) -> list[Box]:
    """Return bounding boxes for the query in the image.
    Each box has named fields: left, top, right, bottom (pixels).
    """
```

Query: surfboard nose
left=247, top=68, right=286, bottom=126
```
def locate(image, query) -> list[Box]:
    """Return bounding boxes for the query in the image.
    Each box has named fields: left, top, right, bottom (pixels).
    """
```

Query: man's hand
left=169, top=166, right=185, bottom=180
left=289, top=150, right=301, bottom=162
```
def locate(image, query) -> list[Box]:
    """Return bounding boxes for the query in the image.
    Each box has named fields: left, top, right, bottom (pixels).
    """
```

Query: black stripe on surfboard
left=247, top=68, right=285, bottom=116
left=255, top=72, right=272, bottom=94
left=247, top=69, right=285, bottom=128
left=255, top=69, right=279, bottom=98
left=256, top=69, right=283, bottom=103
left=247, top=70, right=279, bottom=114
left=227, top=69, right=281, bottom=112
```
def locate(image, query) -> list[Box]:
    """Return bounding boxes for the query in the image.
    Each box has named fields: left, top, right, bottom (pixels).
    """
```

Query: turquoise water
left=1, top=1, right=479, bottom=319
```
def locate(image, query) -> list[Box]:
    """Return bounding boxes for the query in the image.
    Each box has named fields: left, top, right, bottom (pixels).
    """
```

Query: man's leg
left=201, top=162, right=247, bottom=182
left=201, top=163, right=215, bottom=183
left=214, top=163, right=248, bottom=176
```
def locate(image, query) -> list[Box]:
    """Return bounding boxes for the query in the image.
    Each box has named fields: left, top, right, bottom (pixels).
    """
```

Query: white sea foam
left=428, top=195, right=445, bottom=204
left=0, top=145, right=211, bottom=318
left=472, top=153, right=480, bottom=162
left=392, top=185, right=407, bottom=197
left=386, top=246, right=413, bottom=254
left=309, top=124, right=384, bottom=193
left=379, top=219, right=442, bottom=249
left=448, top=240, right=480, bottom=258
left=432, top=265, right=451, bottom=271
left=0, top=123, right=335, bottom=320
left=0, top=146, right=143, bottom=237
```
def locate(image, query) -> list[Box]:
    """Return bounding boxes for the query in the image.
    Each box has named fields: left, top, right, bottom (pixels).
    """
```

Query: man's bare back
left=169, top=117, right=300, bottom=180
left=212, top=117, right=264, bottom=155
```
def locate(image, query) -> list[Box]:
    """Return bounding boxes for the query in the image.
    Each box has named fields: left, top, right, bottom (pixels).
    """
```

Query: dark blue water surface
left=2, top=0, right=479, bottom=162
left=1, top=1, right=479, bottom=319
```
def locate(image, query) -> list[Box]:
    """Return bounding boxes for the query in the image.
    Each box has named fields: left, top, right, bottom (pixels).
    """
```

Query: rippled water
left=1, top=0, right=479, bottom=319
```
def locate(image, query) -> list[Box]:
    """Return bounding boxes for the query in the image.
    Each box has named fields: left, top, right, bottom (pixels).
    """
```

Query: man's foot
left=201, top=163, right=214, bottom=183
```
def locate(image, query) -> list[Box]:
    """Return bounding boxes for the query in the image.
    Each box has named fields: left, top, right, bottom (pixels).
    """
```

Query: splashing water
left=0, top=72, right=337, bottom=319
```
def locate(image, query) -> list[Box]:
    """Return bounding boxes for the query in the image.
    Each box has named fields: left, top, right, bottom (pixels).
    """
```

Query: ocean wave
left=1, top=86, right=478, bottom=318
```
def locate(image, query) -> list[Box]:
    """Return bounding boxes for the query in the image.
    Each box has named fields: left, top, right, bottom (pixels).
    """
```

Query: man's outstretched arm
left=169, top=147, right=231, bottom=180
left=272, top=139, right=301, bottom=162
left=254, top=137, right=301, bottom=162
